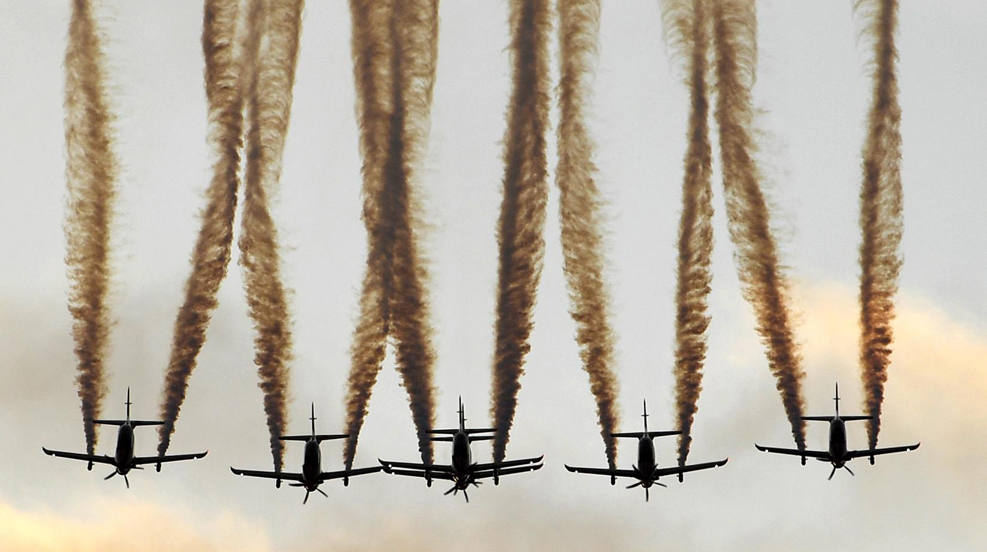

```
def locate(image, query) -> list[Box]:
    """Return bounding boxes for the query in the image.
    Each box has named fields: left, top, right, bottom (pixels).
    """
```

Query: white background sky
left=1, top=1, right=985, bottom=550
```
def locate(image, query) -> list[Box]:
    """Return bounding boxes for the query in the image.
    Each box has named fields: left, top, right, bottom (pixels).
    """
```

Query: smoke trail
left=343, top=0, right=396, bottom=469
left=238, top=0, right=304, bottom=471
left=662, top=0, right=715, bottom=467
left=555, top=0, right=619, bottom=469
left=342, top=0, right=440, bottom=468
left=157, top=0, right=244, bottom=457
left=856, top=0, right=903, bottom=450
left=491, top=0, right=551, bottom=463
left=710, top=0, right=806, bottom=449
left=385, top=0, right=439, bottom=465
left=64, top=0, right=118, bottom=456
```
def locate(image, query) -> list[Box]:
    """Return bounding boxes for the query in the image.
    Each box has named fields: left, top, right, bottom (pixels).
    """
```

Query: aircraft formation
left=42, top=385, right=918, bottom=504
left=53, top=0, right=914, bottom=505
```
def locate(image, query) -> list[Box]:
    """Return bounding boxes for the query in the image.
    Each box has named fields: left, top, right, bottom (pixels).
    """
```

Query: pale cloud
left=0, top=498, right=272, bottom=552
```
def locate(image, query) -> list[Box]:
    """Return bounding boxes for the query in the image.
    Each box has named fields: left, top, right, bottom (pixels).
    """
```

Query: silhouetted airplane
left=564, top=400, right=728, bottom=501
left=755, top=383, right=920, bottom=479
left=378, top=397, right=543, bottom=503
left=230, top=403, right=381, bottom=504
left=42, top=388, right=207, bottom=488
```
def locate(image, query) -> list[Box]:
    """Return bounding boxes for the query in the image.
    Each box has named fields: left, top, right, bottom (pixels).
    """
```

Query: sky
left=1, top=1, right=985, bottom=550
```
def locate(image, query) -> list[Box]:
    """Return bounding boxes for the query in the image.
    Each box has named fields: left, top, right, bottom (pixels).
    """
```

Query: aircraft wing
left=653, top=458, right=728, bottom=478
left=387, top=468, right=455, bottom=480
left=564, top=465, right=639, bottom=479
left=473, top=463, right=542, bottom=480
left=230, top=467, right=305, bottom=483
left=133, top=451, right=207, bottom=465
left=472, top=455, right=543, bottom=472
left=42, top=447, right=115, bottom=465
left=319, top=466, right=383, bottom=482
left=846, top=443, right=920, bottom=459
left=378, top=459, right=454, bottom=473
left=754, top=444, right=831, bottom=460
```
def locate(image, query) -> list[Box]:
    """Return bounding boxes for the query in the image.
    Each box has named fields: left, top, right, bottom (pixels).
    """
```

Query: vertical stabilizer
left=125, top=387, right=132, bottom=421
left=458, top=396, right=465, bottom=431
left=310, top=403, right=317, bottom=436
left=834, top=383, right=840, bottom=418
left=642, top=399, right=649, bottom=433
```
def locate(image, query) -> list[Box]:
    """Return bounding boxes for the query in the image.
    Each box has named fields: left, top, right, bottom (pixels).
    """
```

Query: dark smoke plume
left=343, top=0, right=440, bottom=468
left=158, top=0, right=243, bottom=457
left=662, top=0, right=715, bottom=467
left=491, top=0, right=552, bottom=464
left=856, top=0, right=903, bottom=450
left=710, top=0, right=806, bottom=449
left=343, top=0, right=395, bottom=470
left=555, top=0, right=619, bottom=469
left=64, top=0, right=118, bottom=456
left=238, top=0, right=304, bottom=471
left=384, top=0, right=440, bottom=465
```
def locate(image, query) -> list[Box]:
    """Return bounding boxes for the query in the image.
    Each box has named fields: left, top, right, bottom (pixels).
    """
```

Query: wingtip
left=563, top=464, right=576, bottom=472
left=42, top=447, right=52, bottom=455
left=912, top=442, right=921, bottom=450
left=230, top=467, right=241, bottom=475
left=719, top=458, right=729, bottom=466
left=199, top=450, right=209, bottom=458
left=754, top=443, right=766, bottom=452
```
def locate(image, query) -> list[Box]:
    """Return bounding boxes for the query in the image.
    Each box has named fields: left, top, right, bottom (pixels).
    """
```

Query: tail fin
left=310, top=403, right=317, bottom=436
left=642, top=399, right=649, bottom=433
left=126, top=387, right=132, bottom=421
left=834, top=383, right=840, bottom=417
left=458, top=396, right=465, bottom=431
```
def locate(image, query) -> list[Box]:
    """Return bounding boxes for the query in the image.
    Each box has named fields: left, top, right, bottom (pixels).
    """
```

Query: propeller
left=303, top=491, right=310, bottom=505
left=104, top=470, right=117, bottom=481
left=626, top=481, right=642, bottom=489
left=828, top=466, right=837, bottom=480
left=646, top=487, right=649, bottom=502
left=443, top=485, right=457, bottom=496
left=316, top=488, right=328, bottom=498
left=844, top=465, right=855, bottom=477
left=124, top=475, right=130, bottom=489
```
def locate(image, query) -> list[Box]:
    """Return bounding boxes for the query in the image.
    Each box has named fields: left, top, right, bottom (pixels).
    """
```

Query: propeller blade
left=645, top=487, right=649, bottom=502
left=626, top=481, right=642, bottom=489
left=463, top=488, right=469, bottom=503
left=828, top=466, right=837, bottom=480
left=132, top=466, right=144, bottom=470
left=316, top=487, right=328, bottom=498
left=303, top=491, right=310, bottom=505
left=124, top=475, right=130, bottom=489
left=289, top=483, right=305, bottom=487
left=844, top=465, right=855, bottom=477
left=104, top=470, right=117, bottom=481
left=655, top=481, right=667, bottom=488
left=444, top=485, right=457, bottom=496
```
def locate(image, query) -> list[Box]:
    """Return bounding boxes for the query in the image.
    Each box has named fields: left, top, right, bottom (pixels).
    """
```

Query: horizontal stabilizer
left=468, top=435, right=494, bottom=441
left=611, top=430, right=680, bottom=438
left=800, top=416, right=833, bottom=422
left=428, top=428, right=496, bottom=435
left=429, top=436, right=454, bottom=442
left=92, top=419, right=164, bottom=427
left=839, top=415, right=873, bottom=422
left=279, top=434, right=347, bottom=442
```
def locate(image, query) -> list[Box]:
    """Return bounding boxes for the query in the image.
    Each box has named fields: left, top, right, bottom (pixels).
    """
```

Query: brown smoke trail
left=343, top=0, right=394, bottom=468
left=343, top=0, right=396, bottom=469
left=157, top=0, right=244, bottom=457
left=238, top=0, right=304, bottom=471
left=710, top=0, right=806, bottom=449
left=64, top=0, right=118, bottom=456
left=491, top=0, right=551, bottom=464
left=662, top=0, right=715, bottom=467
left=343, top=0, right=440, bottom=468
left=555, top=0, right=619, bottom=469
left=856, top=0, right=903, bottom=450
left=385, top=0, right=439, bottom=465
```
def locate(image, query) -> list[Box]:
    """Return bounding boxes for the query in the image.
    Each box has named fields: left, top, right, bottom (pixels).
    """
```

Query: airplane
left=564, top=400, right=728, bottom=501
left=377, top=397, right=543, bottom=503
left=42, top=387, right=207, bottom=488
left=230, top=403, right=382, bottom=504
left=754, top=382, right=920, bottom=479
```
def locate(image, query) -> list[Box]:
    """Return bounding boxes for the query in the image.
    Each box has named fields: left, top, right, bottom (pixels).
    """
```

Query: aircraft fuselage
left=114, top=423, right=135, bottom=474
left=637, top=436, right=657, bottom=486
left=829, top=418, right=848, bottom=467
left=301, top=438, right=322, bottom=491
left=451, top=431, right=472, bottom=488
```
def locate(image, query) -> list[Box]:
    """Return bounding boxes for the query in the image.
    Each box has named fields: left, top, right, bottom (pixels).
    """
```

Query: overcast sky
left=1, top=1, right=985, bottom=550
